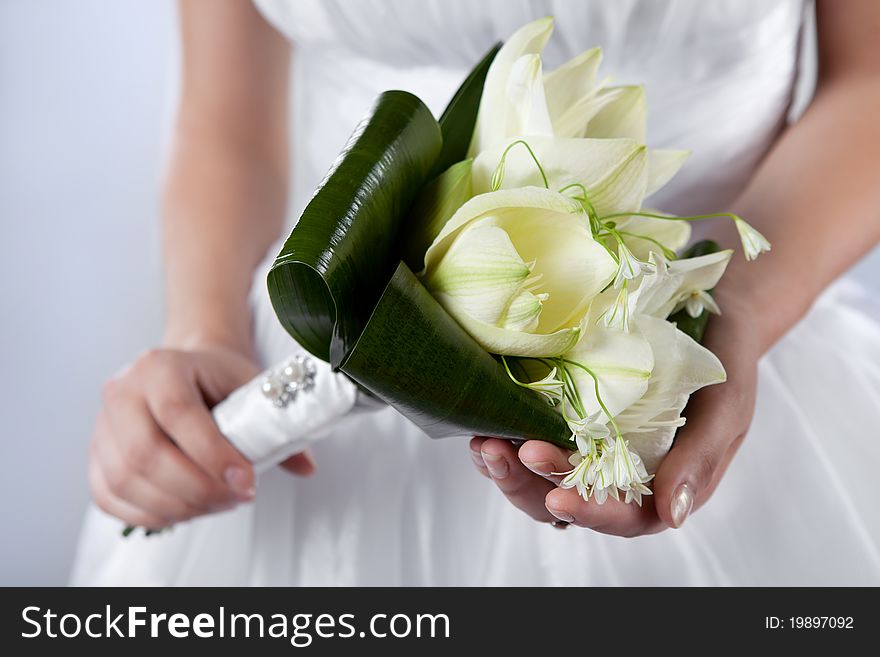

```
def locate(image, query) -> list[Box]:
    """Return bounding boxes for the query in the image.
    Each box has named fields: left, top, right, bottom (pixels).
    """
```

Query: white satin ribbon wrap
left=212, top=353, right=360, bottom=474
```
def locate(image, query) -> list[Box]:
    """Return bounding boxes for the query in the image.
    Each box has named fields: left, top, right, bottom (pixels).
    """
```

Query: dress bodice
left=254, top=0, right=806, bottom=218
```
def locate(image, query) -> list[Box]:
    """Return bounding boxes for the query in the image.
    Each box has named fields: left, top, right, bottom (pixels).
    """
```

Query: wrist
left=162, top=326, right=255, bottom=360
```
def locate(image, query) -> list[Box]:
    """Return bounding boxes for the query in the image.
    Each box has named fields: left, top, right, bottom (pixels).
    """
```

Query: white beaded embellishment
left=260, top=354, right=317, bottom=408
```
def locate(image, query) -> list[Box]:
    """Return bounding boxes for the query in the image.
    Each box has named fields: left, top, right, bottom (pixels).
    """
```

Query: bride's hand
left=469, top=303, right=760, bottom=537
left=89, top=345, right=315, bottom=530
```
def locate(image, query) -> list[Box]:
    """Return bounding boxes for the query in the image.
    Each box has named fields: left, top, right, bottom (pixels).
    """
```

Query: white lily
left=614, top=315, right=727, bottom=472
left=422, top=187, right=617, bottom=357
left=474, top=137, right=649, bottom=217
left=734, top=217, right=771, bottom=261
left=468, top=17, right=689, bottom=208
left=561, top=321, right=654, bottom=423
left=469, top=17, right=555, bottom=156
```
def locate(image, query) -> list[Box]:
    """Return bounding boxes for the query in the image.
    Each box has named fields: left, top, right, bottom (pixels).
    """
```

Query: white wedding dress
left=72, top=0, right=880, bottom=586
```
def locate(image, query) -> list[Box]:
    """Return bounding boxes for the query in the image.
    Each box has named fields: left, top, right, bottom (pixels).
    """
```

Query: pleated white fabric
left=71, top=0, right=880, bottom=586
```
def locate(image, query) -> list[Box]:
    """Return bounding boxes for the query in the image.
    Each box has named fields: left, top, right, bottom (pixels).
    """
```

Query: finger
left=142, top=355, right=255, bottom=499
left=479, top=438, right=557, bottom=523
left=89, top=452, right=167, bottom=530
left=279, top=449, right=317, bottom=476
left=517, top=440, right=575, bottom=484
left=469, top=436, right=491, bottom=479
left=92, top=417, right=206, bottom=523
left=652, top=382, right=749, bottom=530
left=544, top=487, right=663, bottom=537
left=102, top=388, right=240, bottom=510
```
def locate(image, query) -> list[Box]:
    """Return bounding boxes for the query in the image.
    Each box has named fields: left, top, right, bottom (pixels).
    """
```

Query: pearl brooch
left=260, top=354, right=317, bottom=408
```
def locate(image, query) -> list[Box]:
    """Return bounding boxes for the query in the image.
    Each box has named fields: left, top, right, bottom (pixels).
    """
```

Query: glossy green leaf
left=667, top=239, right=720, bottom=342
left=267, top=91, right=442, bottom=366
left=341, top=263, right=572, bottom=447
left=432, top=43, right=501, bottom=177
left=266, top=42, right=570, bottom=446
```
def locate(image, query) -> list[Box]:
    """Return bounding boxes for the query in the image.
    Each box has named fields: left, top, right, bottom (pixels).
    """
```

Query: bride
left=73, top=0, right=880, bottom=585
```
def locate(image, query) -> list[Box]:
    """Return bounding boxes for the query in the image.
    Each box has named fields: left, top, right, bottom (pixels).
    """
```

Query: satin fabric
left=72, top=0, right=880, bottom=586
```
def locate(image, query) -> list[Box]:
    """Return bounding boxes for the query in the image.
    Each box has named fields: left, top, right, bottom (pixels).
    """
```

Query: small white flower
left=522, top=366, right=565, bottom=404
left=601, top=285, right=635, bottom=332
left=613, top=241, right=656, bottom=288
left=560, top=445, right=613, bottom=503
left=734, top=218, right=771, bottom=261
left=624, top=479, right=653, bottom=506
left=567, top=410, right=611, bottom=444
left=674, top=289, right=721, bottom=318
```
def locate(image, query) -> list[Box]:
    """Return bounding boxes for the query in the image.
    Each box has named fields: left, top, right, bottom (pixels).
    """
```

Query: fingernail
left=670, top=483, right=694, bottom=528
left=547, top=507, right=575, bottom=524
left=469, top=449, right=486, bottom=469
left=482, top=452, right=509, bottom=480
left=224, top=466, right=255, bottom=499
left=523, top=460, right=555, bottom=476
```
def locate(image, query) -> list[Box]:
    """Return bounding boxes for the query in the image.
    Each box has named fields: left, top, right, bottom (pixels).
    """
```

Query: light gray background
left=1, top=1, right=877, bottom=586
left=0, top=0, right=176, bottom=585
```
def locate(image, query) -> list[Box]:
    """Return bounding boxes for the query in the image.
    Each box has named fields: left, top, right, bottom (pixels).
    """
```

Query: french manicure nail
left=671, top=483, right=694, bottom=528
left=547, top=507, right=575, bottom=524
left=225, top=466, right=256, bottom=499
left=482, top=452, right=509, bottom=480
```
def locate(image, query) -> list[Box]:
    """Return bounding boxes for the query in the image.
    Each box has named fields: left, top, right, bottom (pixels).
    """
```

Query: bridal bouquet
left=267, top=18, right=769, bottom=505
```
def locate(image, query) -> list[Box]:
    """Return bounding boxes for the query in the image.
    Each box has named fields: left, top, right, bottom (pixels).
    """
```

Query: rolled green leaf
left=268, top=91, right=442, bottom=365
left=667, top=239, right=720, bottom=342
left=341, top=263, right=572, bottom=447
left=266, top=41, right=572, bottom=445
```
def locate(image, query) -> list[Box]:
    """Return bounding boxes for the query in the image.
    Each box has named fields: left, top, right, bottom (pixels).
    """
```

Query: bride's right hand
left=89, top=345, right=310, bottom=530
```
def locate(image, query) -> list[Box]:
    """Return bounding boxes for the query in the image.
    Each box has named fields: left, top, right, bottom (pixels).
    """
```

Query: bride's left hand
left=470, top=305, right=760, bottom=536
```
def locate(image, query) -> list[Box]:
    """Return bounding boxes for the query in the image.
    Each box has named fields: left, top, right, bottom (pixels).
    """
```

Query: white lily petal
left=423, top=188, right=616, bottom=336
left=438, top=309, right=583, bottom=357
left=500, top=287, right=544, bottom=332
left=563, top=322, right=654, bottom=422
left=422, top=220, right=531, bottom=326
left=473, top=137, right=649, bottom=216
left=584, top=85, right=647, bottom=142
left=505, top=54, right=554, bottom=139
left=645, top=149, right=691, bottom=197
left=617, top=315, right=727, bottom=471
left=543, top=47, right=602, bottom=123
left=469, top=17, right=554, bottom=155
left=424, top=186, right=582, bottom=267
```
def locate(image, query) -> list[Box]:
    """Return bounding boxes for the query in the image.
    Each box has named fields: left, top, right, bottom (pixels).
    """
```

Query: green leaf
left=667, top=239, right=720, bottom=342
left=267, top=91, right=442, bottom=365
left=341, top=263, right=572, bottom=447
left=265, top=44, right=572, bottom=447
left=401, top=158, right=473, bottom=273
left=432, top=42, right=501, bottom=177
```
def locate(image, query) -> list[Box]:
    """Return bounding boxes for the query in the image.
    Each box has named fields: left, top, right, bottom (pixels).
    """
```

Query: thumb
left=194, top=347, right=262, bottom=405
left=652, top=383, right=750, bottom=529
